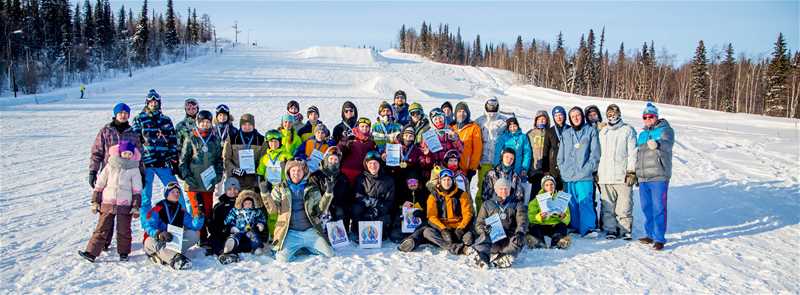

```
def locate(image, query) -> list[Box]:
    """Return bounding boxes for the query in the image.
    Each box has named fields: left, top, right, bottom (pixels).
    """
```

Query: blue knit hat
left=113, top=103, right=130, bottom=116
left=552, top=106, right=566, bottom=118
left=643, top=102, right=659, bottom=116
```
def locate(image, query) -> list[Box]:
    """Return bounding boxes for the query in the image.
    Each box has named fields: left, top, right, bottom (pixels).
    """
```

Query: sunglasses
left=642, top=114, right=657, bottom=120
left=344, top=109, right=354, bottom=113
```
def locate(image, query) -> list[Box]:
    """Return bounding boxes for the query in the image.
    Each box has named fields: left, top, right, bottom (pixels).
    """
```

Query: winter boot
left=223, top=237, right=237, bottom=254
left=653, top=242, right=665, bottom=251
left=638, top=237, right=654, bottom=244
left=170, top=254, right=192, bottom=270
left=465, top=247, right=490, bottom=269
left=526, top=234, right=546, bottom=249
left=492, top=254, right=515, bottom=269
left=218, top=253, right=240, bottom=265
left=78, top=251, right=96, bottom=263
left=398, top=238, right=416, bottom=252
left=621, top=233, right=632, bottom=241
left=119, top=254, right=129, bottom=262
left=605, top=231, right=618, bottom=240
left=554, top=235, right=572, bottom=249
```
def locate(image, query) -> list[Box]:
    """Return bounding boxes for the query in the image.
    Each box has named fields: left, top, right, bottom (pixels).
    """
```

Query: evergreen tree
left=763, top=33, right=790, bottom=117
left=691, top=40, right=709, bottom=109
left=164, top=0, right=178, bottom=53
left=132, top=0, right=149, bottom=66
left=720, top=43, right=736, bottom=112
left=82, top=0, right=94, bottom=47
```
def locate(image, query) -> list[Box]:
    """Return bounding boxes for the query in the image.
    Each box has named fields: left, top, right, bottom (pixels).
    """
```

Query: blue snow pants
left=565, top=180, right=596, bottom=235
left=639, top=181, right=669, bottom=243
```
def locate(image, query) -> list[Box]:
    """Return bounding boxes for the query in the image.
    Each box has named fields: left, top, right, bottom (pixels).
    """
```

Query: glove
left=625, top=172, right=638, bottom=187
left=89, top=171, right=98, bottom=188
left=256, top=223, right=265, bottom=232
left=441, top=229, right=456, bottom=244
left=157, top=231, right=173, bottom=242
left=90, top=202, right=100, bottom=214
left=231, top=226, right=240, bottom=234
left=258, top=181, right=269, bottom=194
left=647, top=139, right=658, bottom=150
left=511, top=232, right=525, bottom=248
left=131, top=207, right=140, bottom=218
left=232, top=168, right=245, bottom=177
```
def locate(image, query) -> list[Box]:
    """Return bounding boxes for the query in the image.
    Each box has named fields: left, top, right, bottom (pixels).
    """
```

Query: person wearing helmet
left=131, top=89, right=180, bottom=227
left=179, top=110, right=224, bottom=248
left=474, top=98, right=508, bottom=211
left=213, top=104, right=238, bottom=143
left=337, top=117, right=376, bottom=186
left=372, top=101, right=403, bottom=154
left=392, top=90, right=411, bottom=126
left=418, top=108, right=463, bottom=167
left=352, top=151, right=396, bottom=239
left=404, top=102, right=429, bottom=143
left=176, top=98, right=200, bottom=155
left=256, top=129, right=294, bottom=236
left=223, top=113, right=266, bottom=192
left=298, top=105, right=324, bottom=142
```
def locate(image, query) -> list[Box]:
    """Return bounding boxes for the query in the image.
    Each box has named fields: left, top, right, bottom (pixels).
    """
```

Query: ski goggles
left=216, top=104, right=230, bottom=113
left=642, top=114, right=657, bottom=120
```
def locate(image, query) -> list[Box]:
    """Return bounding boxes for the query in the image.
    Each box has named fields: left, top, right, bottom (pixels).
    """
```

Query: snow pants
left=420, top=226, right=474, bottom=255
left=85, top=212, right=132, bottom=256
left=476, top=164, right=493, bottom=211
left=186, top=191, right=214, bottom=243
left=639, top=181, right=669, bottom=243
left=140, top=167, right=179, bottom=221
left=275, top=229, right=334, bottom=262
left=565, top=180, right=597, bottom=235
left=144, top=230, right=200, bottom=263
left=600, top=184, right=634, bottom=235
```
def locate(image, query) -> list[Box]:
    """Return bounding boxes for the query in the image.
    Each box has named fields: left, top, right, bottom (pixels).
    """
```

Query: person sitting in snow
left=465, top=178, right=527, bottom=269
left=352, top=151, right=396, bottom=239
left=79, top=141, right=143, bottom=263
left=527, top=175, right=572, bottom=249
left=390, top=173, right=428, bottom=244
left=219, top=190, right=269, bottom=264
left=142, top=182, right=204, bottom=270
left=482, top=148, right=526, bottom=204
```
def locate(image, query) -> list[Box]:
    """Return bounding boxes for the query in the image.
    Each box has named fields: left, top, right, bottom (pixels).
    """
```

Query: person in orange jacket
left=451, top=102, right=482, bottom=179
left=415, top=169, right=474, bottom=255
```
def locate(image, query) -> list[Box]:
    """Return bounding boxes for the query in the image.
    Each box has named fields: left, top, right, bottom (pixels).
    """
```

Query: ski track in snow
left=1, top=47, right=798, bottom=294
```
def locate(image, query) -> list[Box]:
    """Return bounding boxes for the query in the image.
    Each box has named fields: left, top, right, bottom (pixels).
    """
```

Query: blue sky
left=111, top=0, right=798, bottom=62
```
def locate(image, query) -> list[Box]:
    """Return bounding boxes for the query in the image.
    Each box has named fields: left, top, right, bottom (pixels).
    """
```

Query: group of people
left=78, top=88, right=675, bottom=270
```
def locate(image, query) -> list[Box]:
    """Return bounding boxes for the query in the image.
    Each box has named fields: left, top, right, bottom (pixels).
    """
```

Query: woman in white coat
left=597, top=104, right=637, bottom=240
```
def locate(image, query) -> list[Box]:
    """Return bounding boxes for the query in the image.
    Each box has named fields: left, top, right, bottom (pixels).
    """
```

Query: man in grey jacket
left=635, top=102, right=674, bottom=251
left=597, top=104, right=637, bottom=240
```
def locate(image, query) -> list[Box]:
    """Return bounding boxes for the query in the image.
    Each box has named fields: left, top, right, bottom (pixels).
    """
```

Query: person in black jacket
left=209, top=178, right=240, bottom=255
left=332, top=101, right=359, bottom=144
left=351, top=151, right=395, bottom=238
left=390, top=172, right=428, bottom=244
left=307, top=146, right=351, bottom=229
left=546, top=106, right=569, bottom=190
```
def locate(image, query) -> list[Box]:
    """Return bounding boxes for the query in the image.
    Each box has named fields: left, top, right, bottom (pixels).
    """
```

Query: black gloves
left=157, top=231, right=174, bottom=242
left=412, top=209, right=425, bottom=219
left=89, top=171, right=98, bottom=188
left=171, top=161, right=180, bottom=178
left=511, top=232, right=525, bottom=248
left=625, top=172, right=638, bottom=187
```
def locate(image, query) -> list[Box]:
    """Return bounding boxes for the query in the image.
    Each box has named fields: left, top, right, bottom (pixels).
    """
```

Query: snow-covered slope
left=0, top=47, right=798, bottom=293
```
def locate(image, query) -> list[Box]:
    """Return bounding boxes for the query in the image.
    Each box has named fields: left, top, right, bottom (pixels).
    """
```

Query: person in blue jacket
left=142, top=182, right=204, bottom=270
left=635, top=102, right=674, bottom=251
left=392, top=90, right=411, bottom=126
left=493, top=117, right=532, bottom=178
left=556, top=106, right=600, bottom=236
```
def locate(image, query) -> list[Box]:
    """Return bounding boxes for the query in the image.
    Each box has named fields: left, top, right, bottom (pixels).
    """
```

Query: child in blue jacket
left=142, top=182, right=204, bottom=270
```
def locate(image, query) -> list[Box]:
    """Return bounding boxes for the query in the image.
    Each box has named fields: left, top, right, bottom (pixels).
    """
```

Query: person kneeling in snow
left=219, top=190, right=269, bottom=264
left=209, top=178, right=240, bottom=255
left=79, top=141, right=142, bottom=263
left=527, top=176, right=572, bottom=249
left=260, top=160, right=335, bottom=262
left=412, top=169, right=474, bottom=255
left=465, top=178, right=527, bottom=269
left=142, top=182, right=204, bottom=270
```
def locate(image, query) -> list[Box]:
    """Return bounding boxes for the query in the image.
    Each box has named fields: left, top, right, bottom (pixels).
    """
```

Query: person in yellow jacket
left=527, top=175, right=572, bottom=249
left=452, top=102, right=483, bottom=178
left=278, top=114, right=303, bottom=156
left=256, top=129, right=293, bottom=236
left=418, top=169, right=474, bottom=255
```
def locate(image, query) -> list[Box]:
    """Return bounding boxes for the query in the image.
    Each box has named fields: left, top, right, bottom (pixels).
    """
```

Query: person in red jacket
left=337, top=117, right=376, bottom=186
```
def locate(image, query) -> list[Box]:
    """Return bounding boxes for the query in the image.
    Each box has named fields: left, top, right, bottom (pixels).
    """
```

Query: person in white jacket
left=474, top=98, right=507, bottom=210
left=597, top=104, right=637, bottom=240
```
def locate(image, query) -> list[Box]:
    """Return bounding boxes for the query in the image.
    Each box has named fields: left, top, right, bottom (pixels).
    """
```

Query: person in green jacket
left=527, top=175, right=572, bottom=249
left=279, top=114, right=303, bottom=156
left=256, top=129, right=294, bottom=235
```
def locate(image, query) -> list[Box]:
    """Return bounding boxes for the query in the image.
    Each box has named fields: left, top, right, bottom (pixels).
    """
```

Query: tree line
left=397, top=22, right=799, bottom=118
left=1, top=0, right=216, bottom=96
